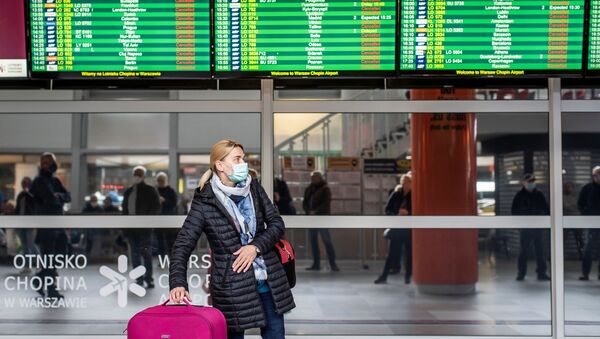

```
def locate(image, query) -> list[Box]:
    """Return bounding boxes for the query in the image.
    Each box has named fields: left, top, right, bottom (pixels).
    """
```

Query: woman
left=169, top=140, right=295, bottom=339
left=375, top=172, right=412, bottom=285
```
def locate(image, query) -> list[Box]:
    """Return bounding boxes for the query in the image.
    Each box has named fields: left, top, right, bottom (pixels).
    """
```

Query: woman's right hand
left=169, top=287, right=191, bottom=304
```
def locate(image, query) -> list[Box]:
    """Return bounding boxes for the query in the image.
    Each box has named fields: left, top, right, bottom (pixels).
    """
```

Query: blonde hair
left=198, top=139, right=245, bottom=190
left=400, top=171, right=412, bottom=185
left=395, top=171, right=412, bottom=192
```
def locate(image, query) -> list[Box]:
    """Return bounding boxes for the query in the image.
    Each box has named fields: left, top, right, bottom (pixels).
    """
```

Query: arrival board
left=214, top=0, right=396, bottom=77
left=29, top=0, right=210, bottom=78
left=588, top=0, right=600, bottom=71
left=400, top=0, right=585, bottom=76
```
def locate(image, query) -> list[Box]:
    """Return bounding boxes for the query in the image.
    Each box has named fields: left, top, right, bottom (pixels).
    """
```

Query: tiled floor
left=0, top=257, right=598, bottom=337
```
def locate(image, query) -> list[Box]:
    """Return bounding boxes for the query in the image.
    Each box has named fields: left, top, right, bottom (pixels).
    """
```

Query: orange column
left=410, top=88, right=478, bottom=295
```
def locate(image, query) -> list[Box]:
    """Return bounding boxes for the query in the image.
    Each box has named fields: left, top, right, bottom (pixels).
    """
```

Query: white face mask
left=133, top=176, right=143, bottom=184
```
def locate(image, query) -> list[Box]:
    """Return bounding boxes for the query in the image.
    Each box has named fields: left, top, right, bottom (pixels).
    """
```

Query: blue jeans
left=308, top=228, right=337, bottom=268
left=582, top=229, right=600, bottom=277
left=227, top=292, right=285, bottom=339
left=17, top=228, right=38, bottom=255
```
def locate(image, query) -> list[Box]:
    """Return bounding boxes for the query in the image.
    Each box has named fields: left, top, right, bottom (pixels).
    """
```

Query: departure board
left=0, top=0, right=27, bottom=77
left=588, top=0, right=600, bottom=71
left=29, top=0, right=210, bottom=78
left=214, top=0, right=396, bottom=77
left=400, top=0, right=585, bottom=76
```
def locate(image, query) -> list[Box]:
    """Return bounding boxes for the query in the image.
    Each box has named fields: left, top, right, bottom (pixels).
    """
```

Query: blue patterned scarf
left=211, top=174, right=268, bottom=281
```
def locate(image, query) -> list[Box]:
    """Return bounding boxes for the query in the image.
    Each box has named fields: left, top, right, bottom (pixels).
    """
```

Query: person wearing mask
left=31, top=152, right=71, bottom=299
left=156, top=172, right=178, bottom=215
left=169, top=139, right=295, bottom=339
left=155, top=172, right=179, bottom=256
left=512, top=173, right=550, bottom=281
left=82, top=195, right=103, bottom=214
left=122, top=166, right=161, bottom=288
left=15, top=177, right=37, bottom=273
left=274, top=177, right=296, bottom=215
left=303, top=171, right=339, bottom=272
left=375, top=172, right=413, bottom=284
left=577, top=166, right=600, bottom=281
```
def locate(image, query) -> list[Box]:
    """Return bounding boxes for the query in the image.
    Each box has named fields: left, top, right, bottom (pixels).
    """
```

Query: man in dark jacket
left=15, top=177, right=34, bottom=216
left=31, top=153, right=71, bottom=299
left=303, top=171, right=339, bottom=271
left=375, top=172, right=413, bottom=284
left=512, top=173, right=550, bottom=281
left=122, top=166, right=161, bottom=288
left=274, top=177, right=296, bottom=215
left=155, top=172, right=179, bottom=257
left=16, top=177, right=37, bottom=271
left=577, top=166, right=600, bottom=280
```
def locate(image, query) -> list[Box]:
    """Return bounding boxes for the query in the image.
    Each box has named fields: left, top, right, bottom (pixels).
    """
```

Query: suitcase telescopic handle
left=161, top=298, right=191, bottom=306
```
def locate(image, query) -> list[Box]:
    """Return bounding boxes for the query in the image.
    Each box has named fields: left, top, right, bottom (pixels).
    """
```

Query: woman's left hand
left=232, top=245, right=258, bottom=273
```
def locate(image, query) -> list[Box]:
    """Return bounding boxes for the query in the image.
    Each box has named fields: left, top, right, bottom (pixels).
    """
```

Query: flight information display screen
left=588, top=0, right=600, bottom=72
left=399, top=0, right=585, bottom=76
left=214, top=0, right=397, bottom=77
left=0, top=0, right=27, bottom=78
left=29, top=0, right=211, bottom=78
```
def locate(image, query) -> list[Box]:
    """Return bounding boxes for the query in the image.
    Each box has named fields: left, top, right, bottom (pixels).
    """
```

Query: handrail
left=274, top=113, right=338, bottom=151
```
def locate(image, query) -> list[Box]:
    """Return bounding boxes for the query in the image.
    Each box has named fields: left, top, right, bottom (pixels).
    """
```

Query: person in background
left=31, top=152, right=71, bottom=299
left=102, top=196, right=120, bottom=214
left=563, top=181, right=584, bottom=260
left=77, top=195, right=103, bottom=256
left=101, top=196, right=122, bottom=252
left=82, top=195, right=103, bottom=214
left=375, top=172, right=413, bottom=284
left=3, top=201, right=15, bottom=215
left=249, top=168, right=259, bottom=181
left=156, top=172, right=178, bottom=215
left=386, top=174, right=404, bottom=275
left=155, top=172, right=179, bottom=257
left=122, top=165, right=161, bottom=288
left=178, top=194, right=190, bottom=215
left=303, top=171, right=339, bottom=272
left=512, top=173, right=550, bottom=281
left=564, top=182, right=579, bottom=216
left=15, top=177, right=37, bottom=274
left=577, top=166, right=600, bottom=281
left=274, top=177, right=296, bottom=215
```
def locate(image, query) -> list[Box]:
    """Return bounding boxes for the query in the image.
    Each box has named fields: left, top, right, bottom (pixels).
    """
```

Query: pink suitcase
left=126, top=299, right=227, bottom=339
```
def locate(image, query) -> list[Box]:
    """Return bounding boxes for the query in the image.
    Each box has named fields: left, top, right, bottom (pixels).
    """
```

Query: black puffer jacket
left=169, top=178, right=295, bottom=332
left=511, top=188, right=549, bottom=216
